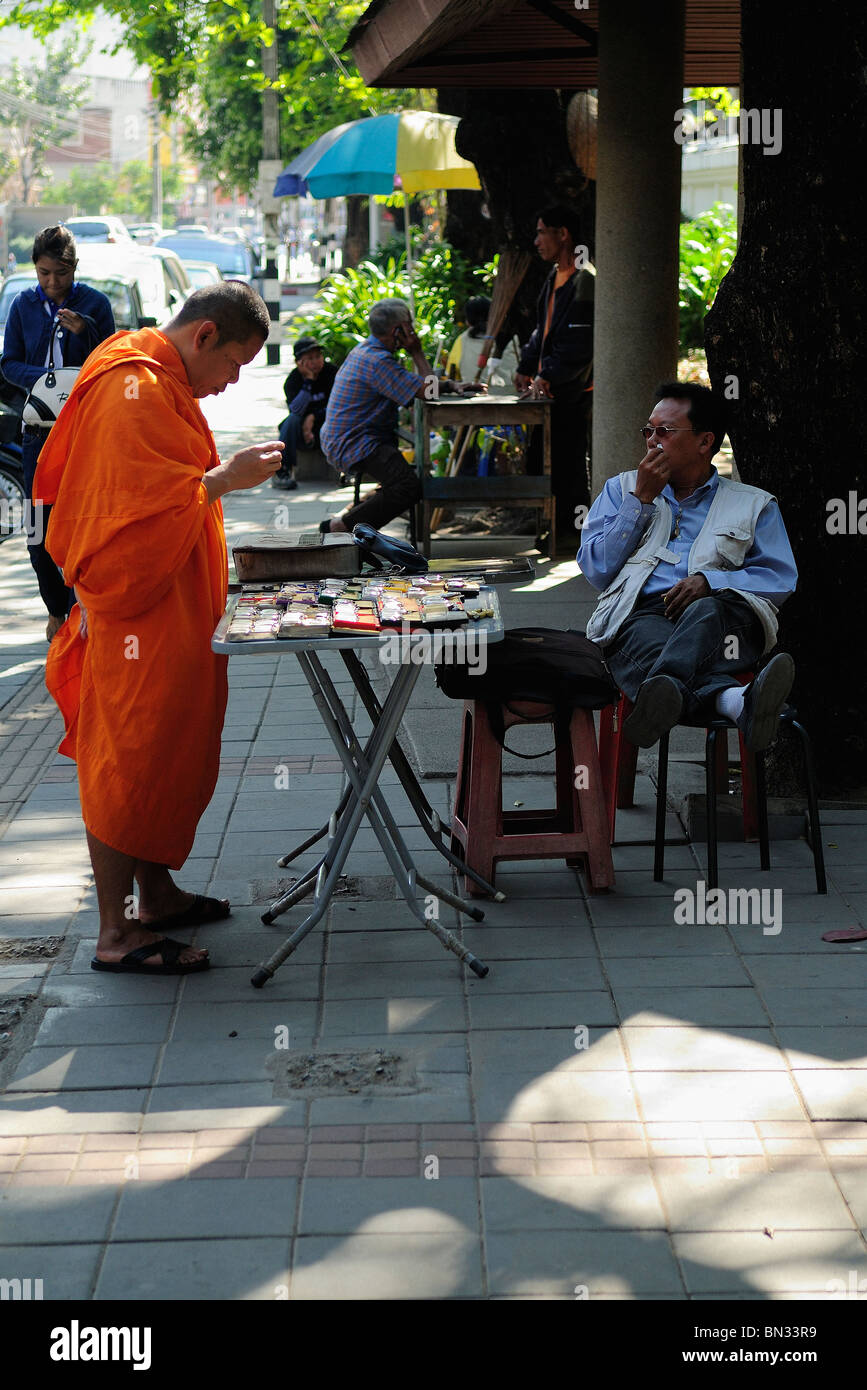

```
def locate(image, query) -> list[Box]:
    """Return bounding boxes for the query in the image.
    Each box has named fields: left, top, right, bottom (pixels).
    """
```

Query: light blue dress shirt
left=577, top=467, right=798, bottom=608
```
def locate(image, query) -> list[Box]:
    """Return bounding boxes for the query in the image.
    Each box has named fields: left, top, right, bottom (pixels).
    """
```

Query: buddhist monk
left=34, top=282, right=283, bottom=974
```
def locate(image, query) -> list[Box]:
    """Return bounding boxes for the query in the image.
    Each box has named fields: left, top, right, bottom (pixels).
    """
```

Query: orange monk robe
left=34, top=328, right=229, bottom=869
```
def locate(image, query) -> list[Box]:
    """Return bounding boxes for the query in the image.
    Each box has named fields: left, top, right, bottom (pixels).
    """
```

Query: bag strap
left=47, top=318, right=61, bottom=372
left=487, top=700, right=566, bottom=760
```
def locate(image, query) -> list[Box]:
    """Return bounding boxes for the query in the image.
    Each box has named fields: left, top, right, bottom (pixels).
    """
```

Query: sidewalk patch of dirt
left=0, top=995, right=37, bottom=1058
left=0, top=937, right=63, bottom=963
left=267, top=1048, right=419, bottom=1098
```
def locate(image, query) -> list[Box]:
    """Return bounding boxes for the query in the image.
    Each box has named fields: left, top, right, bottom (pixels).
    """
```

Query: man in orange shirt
left=35, top=283, right=283, bottom=975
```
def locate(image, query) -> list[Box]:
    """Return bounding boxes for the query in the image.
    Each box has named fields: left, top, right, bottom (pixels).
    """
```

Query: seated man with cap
left=577, top=382, right=798, bottom=752
left=273, top=335, right=337, bottom=491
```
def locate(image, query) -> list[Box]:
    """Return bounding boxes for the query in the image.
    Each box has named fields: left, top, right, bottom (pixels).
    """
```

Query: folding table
left=212, top=586, right=507, bottom=988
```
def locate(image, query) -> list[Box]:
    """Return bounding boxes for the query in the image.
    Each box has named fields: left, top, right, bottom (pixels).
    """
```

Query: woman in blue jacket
left=1, top=225, right=115, bottom=640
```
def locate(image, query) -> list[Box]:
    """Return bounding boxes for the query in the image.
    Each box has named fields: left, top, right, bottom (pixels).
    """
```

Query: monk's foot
left=46, top=614, right=65, bottom=642
left=138, top=890, right=231, bottom=928
left=93, top=926, right=208, bottom=968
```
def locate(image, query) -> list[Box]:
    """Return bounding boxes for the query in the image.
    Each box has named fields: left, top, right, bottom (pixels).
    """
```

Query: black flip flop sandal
left=146, top=893, right=231, bottom=930
left=91, top=937, right=210, bottom=975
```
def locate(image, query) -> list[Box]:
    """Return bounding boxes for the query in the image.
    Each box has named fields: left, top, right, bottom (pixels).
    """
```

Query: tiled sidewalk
left=1, top=360, right=866, bottom=1300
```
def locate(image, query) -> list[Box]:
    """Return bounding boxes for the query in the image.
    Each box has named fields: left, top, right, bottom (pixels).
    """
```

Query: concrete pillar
left=592, top=0, right=685, bottom=495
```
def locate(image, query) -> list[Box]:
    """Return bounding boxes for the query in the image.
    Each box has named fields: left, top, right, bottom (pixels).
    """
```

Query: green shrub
left=679, top=202, right=737, bottom=351
left=292, top=241, right=496, bottom=367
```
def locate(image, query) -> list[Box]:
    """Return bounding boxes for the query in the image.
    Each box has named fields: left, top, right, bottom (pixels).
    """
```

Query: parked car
left=183, top=260, right=225, bottom=289
left=156, top=233, right=256, bottom=283
left=0, top=260, right=156, bottom=353
left=173, top=224, right=210, bottom=235
left=62, top=215, right=133, bottom=244
left=71, top=245, right=184, bottom=328
left=142, top=245, right=193, bottom=309
left=127, top=222, right=164, bottom=244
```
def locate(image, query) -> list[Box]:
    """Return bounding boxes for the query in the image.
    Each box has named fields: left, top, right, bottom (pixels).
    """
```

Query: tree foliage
left=43, top=160, right=184, bottom=220
left=0, top=39, right=91, bottom=201
left=0, top=2, right=427, bottom=195
left=291, top=244, right=495, bottom=366
left=679, top=202, right=737, bottom=351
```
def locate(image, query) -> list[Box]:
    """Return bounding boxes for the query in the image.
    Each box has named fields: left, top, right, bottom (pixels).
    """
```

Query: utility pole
left=259, top=0, right=283, bottom=366
left=150, top=93, right=162, bottom=225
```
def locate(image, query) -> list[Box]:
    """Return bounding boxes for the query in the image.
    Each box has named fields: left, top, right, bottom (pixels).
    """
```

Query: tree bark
left=704, top=0, right=867, bottom=795
left=342, top=194, right=369, bottom=269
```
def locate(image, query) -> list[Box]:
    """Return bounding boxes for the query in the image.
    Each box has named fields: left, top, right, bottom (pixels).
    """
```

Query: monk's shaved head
left=170, top=281, right=270, bottom=346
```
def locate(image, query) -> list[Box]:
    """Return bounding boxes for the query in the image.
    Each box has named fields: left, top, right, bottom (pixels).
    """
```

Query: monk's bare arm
left=203, top=442, right=284, bottom=504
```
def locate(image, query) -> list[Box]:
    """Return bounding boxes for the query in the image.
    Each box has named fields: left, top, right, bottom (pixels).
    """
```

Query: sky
left=0, top=7, right=146, bottom=81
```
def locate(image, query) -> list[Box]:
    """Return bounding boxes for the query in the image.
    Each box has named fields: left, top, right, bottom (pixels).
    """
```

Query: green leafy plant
left=291, top=242, right=496, bottom=366
left=679, top=202, right=737, bottom=351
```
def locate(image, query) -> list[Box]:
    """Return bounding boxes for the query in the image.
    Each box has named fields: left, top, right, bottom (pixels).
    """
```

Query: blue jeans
left=278, top=411, right=320, bottom=474
left=606, top=591, right=766, bottom=724
left=22, top=429, right=72, bottom=620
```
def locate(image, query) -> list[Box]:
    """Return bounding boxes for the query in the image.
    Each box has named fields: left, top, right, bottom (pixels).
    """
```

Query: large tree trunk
left=705, top=0, right=867, bottom=795
left=342, top=194, right=369, bottom=269
left=440, top=87, right=594, bottom=350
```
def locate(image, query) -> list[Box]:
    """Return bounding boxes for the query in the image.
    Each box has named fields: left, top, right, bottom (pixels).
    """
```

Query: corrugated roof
left=349, top=0, right=740, bottom=88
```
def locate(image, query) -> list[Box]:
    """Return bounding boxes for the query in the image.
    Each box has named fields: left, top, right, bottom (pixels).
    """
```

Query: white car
left=63, top=216, right=133, bottom=244
left=183, top=260, right=225, bottom=289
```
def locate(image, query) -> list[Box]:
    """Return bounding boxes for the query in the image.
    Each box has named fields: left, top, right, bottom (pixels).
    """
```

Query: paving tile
left=0, top=1093, right=149, bottom=1136
left=604, top=956, right=750, bottom=988
left=470, top=1025, right=626, bottom=1074
left=594, top=926, right=738, bottom=958
left=0, top=1185, right=118, bottom=1243
left=654, top=1169, right=858, bottom=1231
left=621, top=1027, right=783, bottom=1071
left=8, top=1044, right=161, bottom=1093
left=486, top=1229, right=682, bottom=1296
left=321, top=996, right=466, bottom=1035
left=0, top=1244, right=103, bottom=1300
left=613, top=987, right=769, bottom=1028
left=474, top=1071, right=639, bottom=1123
left=35, top=1005, right=173, bottom=1047
left=481, top=1175, right=665, bottom=1231
left=325, top=929, right=458, bottom=965
left=468, top=991, right=616, bottom=1031
left=156, top=1039, right=276, bottom=1087
left=309, top=1092, right=473, bottom=1125
left=174, top=964, right=321, bottom=1002
left=792, top=1069, right=867, bottom=1121
left=298, top=1176, right=479, bottom=1235
left=761, top=988, right=867, bottom=1026
left=459, top=926, right=599, bottom=960
left=633, top=1071, right=805, bottom=1122
left=291, top=1231, right=483, bottom=1299
left=113, top=1177, right=297, bottom=1240
left=776, top=1027, right=867, bottom=1069
left=94, top=1237, right=291, bottom=1300
left=675, top=1230, right=867, bottom=1294
left=141, top=1085, right=305, bottom=1131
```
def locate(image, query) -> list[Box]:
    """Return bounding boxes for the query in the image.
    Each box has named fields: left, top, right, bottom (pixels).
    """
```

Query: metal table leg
left=340, top=648, right=504, bottom=900
left=251, top=652, right=489, bottom=986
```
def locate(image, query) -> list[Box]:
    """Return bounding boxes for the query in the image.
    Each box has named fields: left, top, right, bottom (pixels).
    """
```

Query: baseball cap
left=294, top=336, right=322, bottom=360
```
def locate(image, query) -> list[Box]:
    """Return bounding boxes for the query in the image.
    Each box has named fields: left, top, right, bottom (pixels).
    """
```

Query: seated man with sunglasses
left=577, top=382, right=798, bottom=750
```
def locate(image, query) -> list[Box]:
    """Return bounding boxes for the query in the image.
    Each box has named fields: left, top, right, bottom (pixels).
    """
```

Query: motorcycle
left=0, top=378, right=27, bottom=543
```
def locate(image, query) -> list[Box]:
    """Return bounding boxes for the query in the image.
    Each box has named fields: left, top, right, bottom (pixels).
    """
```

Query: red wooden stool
left=449, top=699, right=615, bottom=897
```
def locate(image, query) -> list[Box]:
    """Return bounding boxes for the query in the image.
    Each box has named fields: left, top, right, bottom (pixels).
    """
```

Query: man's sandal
left=91, top=937, right=210, bottom=975
left=145, top=893, right=231, bottom=930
